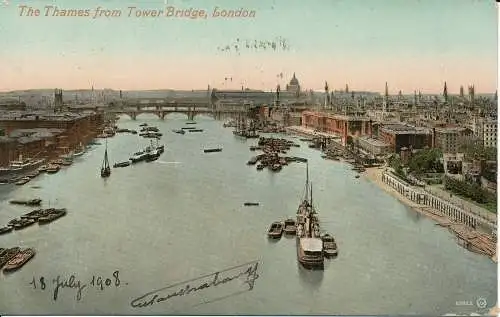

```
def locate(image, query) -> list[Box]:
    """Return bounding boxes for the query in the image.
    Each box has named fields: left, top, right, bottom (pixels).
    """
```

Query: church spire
left=443, top=81, right=448, bottom=102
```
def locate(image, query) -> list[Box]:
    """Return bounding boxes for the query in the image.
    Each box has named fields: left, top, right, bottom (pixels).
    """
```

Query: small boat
left=73, top=150, right=85, bottom=157
left=38, top=208, right=67, bottom=224
left=100, top=139, right=111, bottom=178
left=0, top=226, right=13, bottom=235
left=204, top=148, right=222, bottom=153
left=15, top=177, right=31, bottom=185
left=271, top=164, right=282, bottom=172
left=13, top=218, right=36, bottom=230
left=27, top=170, right=40, bottom=178
left=322, top=233, right=338, bottom=257
left=243, top=202, right=259, bottom=206
left=130, top=130, right=138, bottom=134
left=9, top=198, right=42, bottom=206
left=113, top=161, right=131, bottom=168
left=3, top=248, right=36, bottom=272
left=283, top=218, right=297, bottom=235
left=0, top=247, right=21, bottom=269
left=20, top=208, right=45, bottom=220
left=181, top=127, right=196, bottom=130
left=189, top=129, right=204, bottom=132
left=139, top=123, right=148, bottom=127
left=61, top=159, right=73, bottom=166
left=46, top=164, right=60, bottom=174
left=145, top=149, right=161, bottom=162
left=186, top=121, right=197, bottom=125
left=256, top=164, right=265, bottom=170
left=355, top=175, right=360, bottom=179
left=247, top=156, right=259, bottom=165
left=173, top=129, right=186, bottom=135
left=267, top=222, right=284, bottom=239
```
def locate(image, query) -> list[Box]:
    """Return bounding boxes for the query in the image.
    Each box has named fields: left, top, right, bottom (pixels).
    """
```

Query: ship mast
left=304, top=163, right=309, bottom=201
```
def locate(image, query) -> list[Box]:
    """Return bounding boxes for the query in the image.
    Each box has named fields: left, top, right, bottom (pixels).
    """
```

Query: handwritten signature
left=130, top=260, right=260, bottom=309
left=29, top=270, right=124, bottom=301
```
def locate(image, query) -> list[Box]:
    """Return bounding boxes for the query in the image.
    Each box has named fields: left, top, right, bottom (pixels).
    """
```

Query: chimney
left=432, top=127, right=436, bottom=148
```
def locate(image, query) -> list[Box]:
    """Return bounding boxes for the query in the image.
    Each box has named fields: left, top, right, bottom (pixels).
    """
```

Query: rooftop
left=0, top=111, right=97, bottom=121
left=380, top=123, right=431, bottom=135
left=9, top=128, right=64, bottom=144
left=358, top=136, right=391, bottom=147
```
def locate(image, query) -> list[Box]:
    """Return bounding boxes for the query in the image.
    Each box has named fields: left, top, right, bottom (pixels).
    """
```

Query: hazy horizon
left=0, top=0, right=497, bottom=93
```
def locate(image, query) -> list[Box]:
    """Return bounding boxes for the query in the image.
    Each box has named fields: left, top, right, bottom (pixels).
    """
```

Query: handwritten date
left=29, top=270, right=124, bottom=301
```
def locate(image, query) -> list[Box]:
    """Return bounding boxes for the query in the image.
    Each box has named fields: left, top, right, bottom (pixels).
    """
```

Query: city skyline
left=0, top=0, right=497, bottom=93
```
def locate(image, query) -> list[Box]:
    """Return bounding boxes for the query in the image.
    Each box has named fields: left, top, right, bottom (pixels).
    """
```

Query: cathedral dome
left=289, top=73, right=299, bottom=85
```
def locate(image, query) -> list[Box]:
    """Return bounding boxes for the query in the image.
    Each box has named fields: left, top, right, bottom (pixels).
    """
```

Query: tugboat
left=3, top=248, right=36, bottom=272
left=130, top=151, right=147, bottom=163
left=267, top=222, right=284, bottom=239
left=100, top=139, right=111, bottom=178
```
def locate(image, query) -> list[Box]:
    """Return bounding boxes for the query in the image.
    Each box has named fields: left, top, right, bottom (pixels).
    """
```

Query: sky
left=0, top=0, right=497, bottom=93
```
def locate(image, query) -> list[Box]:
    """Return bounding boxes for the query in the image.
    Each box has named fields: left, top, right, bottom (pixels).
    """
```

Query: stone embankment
left=375, top=169, right=497, bottom=261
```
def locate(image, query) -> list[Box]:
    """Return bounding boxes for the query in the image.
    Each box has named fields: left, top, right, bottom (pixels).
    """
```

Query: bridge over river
left=106, top=98, right=248, bottom=120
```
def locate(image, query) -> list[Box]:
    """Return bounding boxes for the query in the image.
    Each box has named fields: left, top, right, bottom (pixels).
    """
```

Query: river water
left=0, top=114, right=496, bottom=315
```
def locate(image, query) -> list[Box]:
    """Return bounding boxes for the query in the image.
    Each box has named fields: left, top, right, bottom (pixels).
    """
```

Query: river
left=0, top=114, right=496, bottom=315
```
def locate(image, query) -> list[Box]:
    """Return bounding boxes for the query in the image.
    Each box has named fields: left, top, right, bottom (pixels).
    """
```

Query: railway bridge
left=106, top=100, right=246, bottom=120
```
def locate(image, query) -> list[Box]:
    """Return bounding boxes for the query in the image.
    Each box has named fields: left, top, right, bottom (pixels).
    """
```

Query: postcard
left=0, top=0, right=497, bottom=315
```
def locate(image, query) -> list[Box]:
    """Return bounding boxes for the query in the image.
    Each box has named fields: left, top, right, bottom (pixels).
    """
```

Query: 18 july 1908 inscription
left=28, top=270, right=125, bottom=302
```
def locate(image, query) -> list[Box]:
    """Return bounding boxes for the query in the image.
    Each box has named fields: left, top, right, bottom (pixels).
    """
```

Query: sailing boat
left=100, top=139, right=111, bottom=178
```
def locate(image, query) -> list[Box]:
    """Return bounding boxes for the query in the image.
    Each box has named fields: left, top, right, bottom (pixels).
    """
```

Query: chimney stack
left=432, top=127, right=436, bottom=148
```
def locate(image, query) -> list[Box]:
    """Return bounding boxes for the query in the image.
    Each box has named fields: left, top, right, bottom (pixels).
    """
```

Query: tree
left=407, top=148, right=443, bottom=174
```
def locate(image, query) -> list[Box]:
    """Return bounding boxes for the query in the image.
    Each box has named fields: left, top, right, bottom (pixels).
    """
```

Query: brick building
left=6, top=128, right=65, bottom=163
left=379, top=123, right=432, bottom=153
left=0, top=111, right=103, bottom=146
left=0, top=111, right=104, bottom=165
left=302, top=111, right=372, bottom=146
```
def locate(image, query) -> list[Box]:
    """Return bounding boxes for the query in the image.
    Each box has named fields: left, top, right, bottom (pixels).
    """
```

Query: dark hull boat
left=173, top=129, right=186, bottom=134
left=0, top=226, right=13, bottom=235
left=9, top=198, right=42, bottom=206
left=204, top=148, right=222, bottom=153
left=113, top=161, right=130, bottom=168
left=243, top=202, right=259, bottom=206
